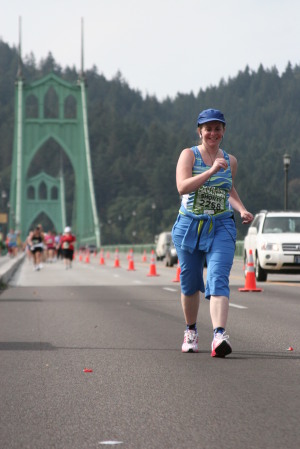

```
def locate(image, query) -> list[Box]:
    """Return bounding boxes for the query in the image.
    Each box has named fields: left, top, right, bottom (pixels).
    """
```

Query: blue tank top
left=181, top=146, right=232, bottom=215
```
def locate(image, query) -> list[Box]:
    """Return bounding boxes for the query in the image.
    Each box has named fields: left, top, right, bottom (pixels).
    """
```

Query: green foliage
left=0, top=40, right=299, bottom=243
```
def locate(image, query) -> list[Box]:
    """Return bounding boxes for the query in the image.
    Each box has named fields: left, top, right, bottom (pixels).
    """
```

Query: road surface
left=0, top=253, right=299, bottom=449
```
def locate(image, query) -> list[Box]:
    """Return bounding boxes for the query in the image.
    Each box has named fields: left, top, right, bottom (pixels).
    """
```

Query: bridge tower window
left=26, top=94, right=39, bottom=118
left=44, top=86, right=59, bottom=119
left=27, top=185, right=35, bottom=199
left=39, top=182, right=47, bottom=200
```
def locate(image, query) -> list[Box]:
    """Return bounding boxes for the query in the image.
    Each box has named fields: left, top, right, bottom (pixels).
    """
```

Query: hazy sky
left=1, top=0, right=300, bottom=100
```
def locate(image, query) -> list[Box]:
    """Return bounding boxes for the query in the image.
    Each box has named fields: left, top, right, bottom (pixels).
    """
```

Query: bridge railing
left=99, top=241, right=244, bottom=258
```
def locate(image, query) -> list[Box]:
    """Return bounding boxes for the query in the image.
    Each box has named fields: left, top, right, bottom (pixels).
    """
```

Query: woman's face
left=199, top=121, right=225, bottom=147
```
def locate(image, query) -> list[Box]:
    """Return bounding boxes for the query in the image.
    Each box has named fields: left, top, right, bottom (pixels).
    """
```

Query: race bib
left=193, top=185, right=226, bottom=215
left=63, top=242, right=70, bottom=249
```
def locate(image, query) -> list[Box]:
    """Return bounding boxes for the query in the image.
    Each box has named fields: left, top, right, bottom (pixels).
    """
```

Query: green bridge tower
left=9, top=19, right=100, bottom=247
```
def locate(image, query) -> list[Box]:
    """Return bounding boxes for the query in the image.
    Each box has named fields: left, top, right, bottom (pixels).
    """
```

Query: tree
left=1, top=39, right=300, bottom=243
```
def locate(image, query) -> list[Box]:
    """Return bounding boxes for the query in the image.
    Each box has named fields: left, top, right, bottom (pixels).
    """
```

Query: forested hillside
left=0, top=39, right=299, bottom=243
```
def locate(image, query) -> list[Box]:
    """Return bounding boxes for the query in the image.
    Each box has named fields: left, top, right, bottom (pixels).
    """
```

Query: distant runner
left=60, top=226, right=76, bottom=269
left=45, top=230, right=56, bottom=262
left=27, top=226, right=45, bottom=271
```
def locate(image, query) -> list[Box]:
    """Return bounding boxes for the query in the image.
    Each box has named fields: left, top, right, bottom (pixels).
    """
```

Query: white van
left=155, top=232, right=172, bottom=261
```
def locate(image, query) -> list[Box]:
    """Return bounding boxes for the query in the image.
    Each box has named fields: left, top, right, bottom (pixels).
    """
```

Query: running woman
left=172, top=108, right=253, bottom=357
left=28, top=226, right=45, bottom=271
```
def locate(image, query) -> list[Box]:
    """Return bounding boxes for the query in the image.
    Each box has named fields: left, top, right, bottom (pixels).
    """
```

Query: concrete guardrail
left=0, top=252, right=26, bottom=285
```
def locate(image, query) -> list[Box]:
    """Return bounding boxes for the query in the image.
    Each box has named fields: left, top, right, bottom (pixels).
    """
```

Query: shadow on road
left=0, top=342, right=298, bottom=360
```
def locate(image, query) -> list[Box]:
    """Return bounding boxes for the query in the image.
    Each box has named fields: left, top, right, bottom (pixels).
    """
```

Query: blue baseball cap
left=197, top=109, right=226, bottom=126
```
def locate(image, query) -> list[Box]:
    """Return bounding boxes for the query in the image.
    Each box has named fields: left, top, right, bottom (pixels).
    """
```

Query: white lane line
left=163, top=287, right=178, bottom=292
left=133, top=280, right=143, bottom=284
left=99, top=442, right=123, bottom=446
left=229, top=303, right=248, bottom=309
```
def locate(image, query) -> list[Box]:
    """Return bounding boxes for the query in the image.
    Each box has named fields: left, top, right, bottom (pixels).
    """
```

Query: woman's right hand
left=210, top=157, right=228, bottom=174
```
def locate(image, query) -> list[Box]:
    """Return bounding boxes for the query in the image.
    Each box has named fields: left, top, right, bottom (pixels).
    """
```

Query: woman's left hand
left=241, top=210, right=254, bottom=224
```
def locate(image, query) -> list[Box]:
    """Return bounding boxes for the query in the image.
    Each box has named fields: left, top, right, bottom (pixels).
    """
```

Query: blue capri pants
left=172, top=213, right=236, bottom=299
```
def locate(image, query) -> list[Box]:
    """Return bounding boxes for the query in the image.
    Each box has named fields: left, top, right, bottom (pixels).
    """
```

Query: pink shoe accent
left=211, top=332, right=232, bottom=358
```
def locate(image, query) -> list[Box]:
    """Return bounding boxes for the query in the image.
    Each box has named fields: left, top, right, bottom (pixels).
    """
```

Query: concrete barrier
left=0, top=252, right=26, bottom=285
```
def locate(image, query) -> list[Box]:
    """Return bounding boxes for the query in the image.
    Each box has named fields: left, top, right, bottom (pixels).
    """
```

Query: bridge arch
left=27, top=210, right=57, bottom=236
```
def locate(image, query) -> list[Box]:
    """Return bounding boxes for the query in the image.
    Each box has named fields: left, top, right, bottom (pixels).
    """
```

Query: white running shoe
left=211, top=332, right=232, bottom=358
left=182, top=329, right=199, bottom=353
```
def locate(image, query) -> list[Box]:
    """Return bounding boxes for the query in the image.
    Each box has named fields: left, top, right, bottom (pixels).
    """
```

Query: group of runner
left=1, top=229, right=22, bottom=257
left=26, top=225, right=76, bottom=271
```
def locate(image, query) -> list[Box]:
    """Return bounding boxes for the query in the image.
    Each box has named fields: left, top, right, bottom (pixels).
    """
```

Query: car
left=87, top=244, right=97, bottom=254
left=165, top=241, right=178, bottom=267
left=155, top=231, right=172, bottom=261
left=78, top=244, right=97, bottom=253
left=243, top=210, right=300, bottom=281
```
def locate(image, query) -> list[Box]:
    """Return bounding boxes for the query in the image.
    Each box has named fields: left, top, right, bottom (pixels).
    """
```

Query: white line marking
left=163, top=287, right=177, bottom=292
left=229, top=303, right=248, bottom=309
left=99, top=442, right=123, bottom=446
left=133, top=280, right=143, bottom=284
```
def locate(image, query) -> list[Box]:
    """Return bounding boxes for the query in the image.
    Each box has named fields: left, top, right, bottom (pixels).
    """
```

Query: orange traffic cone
left=85, top=250, right=90, bottom=264
left=147, top=250, right=159, bottom=276
left=114, top=249, right=121, bottom=268
left=142, top=250, right=147, bottom=262
left=127, top=252, right=135, bottom=271
left=99, top=249, right=105, bottom=265
left=239, top=249, right=263, bottom=292
left=172, top=263, right=181, bottom=282
left=79, top=252, right=83, bottom=262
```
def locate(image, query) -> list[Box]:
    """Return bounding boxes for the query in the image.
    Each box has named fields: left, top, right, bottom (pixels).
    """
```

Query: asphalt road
left=0, top=253, right=299, bottom=449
